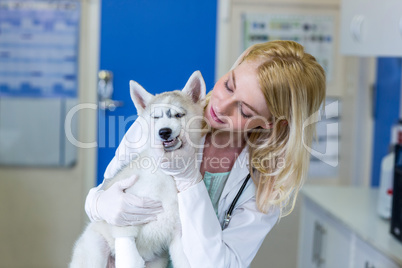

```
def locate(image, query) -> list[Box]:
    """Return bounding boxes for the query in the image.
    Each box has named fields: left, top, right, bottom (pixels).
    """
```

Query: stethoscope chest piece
left=223, top=213, right=232, bottom=229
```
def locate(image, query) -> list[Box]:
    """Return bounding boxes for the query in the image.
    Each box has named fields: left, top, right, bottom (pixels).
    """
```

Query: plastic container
left=377, top=151, right=395, bottom=219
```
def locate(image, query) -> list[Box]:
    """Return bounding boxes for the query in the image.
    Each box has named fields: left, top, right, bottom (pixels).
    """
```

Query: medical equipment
left=391, top=144, right=402, bottom=243
left=223, top=173, right=251, bottom=230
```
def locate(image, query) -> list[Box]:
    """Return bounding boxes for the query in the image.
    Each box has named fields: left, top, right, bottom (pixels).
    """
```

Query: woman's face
left=204, top=60, right=272, bottom=133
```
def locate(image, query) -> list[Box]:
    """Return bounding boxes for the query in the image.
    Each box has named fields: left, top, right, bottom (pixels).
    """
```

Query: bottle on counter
left=377, top=149, right=395, bottom=219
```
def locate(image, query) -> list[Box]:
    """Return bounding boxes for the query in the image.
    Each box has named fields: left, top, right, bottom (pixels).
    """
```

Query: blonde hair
left=206, top=40, right=326, bottom=217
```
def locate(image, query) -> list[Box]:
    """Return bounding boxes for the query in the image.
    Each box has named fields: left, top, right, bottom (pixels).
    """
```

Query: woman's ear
left=260, top=121, right=274, bottom=129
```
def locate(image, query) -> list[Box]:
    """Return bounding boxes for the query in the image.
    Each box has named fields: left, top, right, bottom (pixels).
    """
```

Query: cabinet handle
left=399, top=17, right=402, bottom=37
left=317, top=224, right=326, bottom=267
left=312, top=222, right=319, bottom=263
left=350, top=15, right=365, bottom=42
left=312, top=221, right=326, bottom=267
left=365, top=261, right=376, bottom=268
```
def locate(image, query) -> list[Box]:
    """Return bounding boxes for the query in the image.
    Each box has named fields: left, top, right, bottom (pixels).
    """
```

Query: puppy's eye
left=150, top=112, right=162, bottom=119
left=151, top=109, right=163, bottom=119
left=175, top=113, right=185, bottom=118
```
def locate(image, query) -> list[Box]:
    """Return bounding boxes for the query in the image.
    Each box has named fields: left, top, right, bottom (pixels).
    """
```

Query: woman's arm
left=178, top=182, right=279, bottom=268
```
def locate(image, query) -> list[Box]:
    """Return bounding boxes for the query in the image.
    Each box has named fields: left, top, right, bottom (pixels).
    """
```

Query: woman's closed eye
left=225, top=78, right=253, bottom=119
left=239, top=104, right=252, bottom=118
left=224, top=79, right=233, bottom=92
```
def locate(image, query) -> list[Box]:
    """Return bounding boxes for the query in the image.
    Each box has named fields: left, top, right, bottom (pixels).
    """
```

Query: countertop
left=301, top=185, right=402, bottom=266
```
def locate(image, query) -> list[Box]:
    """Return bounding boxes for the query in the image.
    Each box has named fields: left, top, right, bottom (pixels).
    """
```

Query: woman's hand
left=93, top=175, right=164, bottom=226
left=158, top=139, right=203, bottom=192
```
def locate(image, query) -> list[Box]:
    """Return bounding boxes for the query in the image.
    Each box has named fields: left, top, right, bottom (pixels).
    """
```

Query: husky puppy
left=70, top=71, right=206, bottom=268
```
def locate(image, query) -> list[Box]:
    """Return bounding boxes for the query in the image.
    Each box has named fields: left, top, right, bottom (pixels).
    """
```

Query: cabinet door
left=351, top=235, right=400, bottom=268
left=340, top=0, right=377, bottom=55
left=379, top=0, right=402, bottom=55
left=298, top=198, right=322, bottom=268
left=321, top=210, right=353, bottom=268
left=298, top=197, right=353, bottom=268
left=340, top=0, right=402, bottom=56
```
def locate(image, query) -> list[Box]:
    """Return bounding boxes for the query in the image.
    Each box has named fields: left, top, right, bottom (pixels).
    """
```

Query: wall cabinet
left=340, top=0, right=402, bottom=56
left=299, top=195, right=401, bottom=268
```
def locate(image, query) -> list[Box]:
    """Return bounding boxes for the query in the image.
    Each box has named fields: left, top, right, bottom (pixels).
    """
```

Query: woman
left=85, top=40, right=326, bottom=267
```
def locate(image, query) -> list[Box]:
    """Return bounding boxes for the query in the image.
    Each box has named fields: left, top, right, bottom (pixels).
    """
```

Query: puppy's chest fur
left=97, top=152, right=180, bottom=258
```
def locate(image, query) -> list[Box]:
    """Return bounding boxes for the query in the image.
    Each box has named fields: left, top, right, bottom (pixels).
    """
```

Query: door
left=371, top=58, right=402, bottom=186
left=97, top=0, right=218, bottom=184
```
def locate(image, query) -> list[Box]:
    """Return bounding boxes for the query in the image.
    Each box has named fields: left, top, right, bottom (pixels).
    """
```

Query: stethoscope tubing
left=223, top=173, right=251, bottom=229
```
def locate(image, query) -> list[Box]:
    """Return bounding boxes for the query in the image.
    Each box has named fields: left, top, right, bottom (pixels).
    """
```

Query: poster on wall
left=0, top=0, right=80, bottom=98
left=0, top=0, right=80, bottom=167
left=242, top=13, right=335, bottom=82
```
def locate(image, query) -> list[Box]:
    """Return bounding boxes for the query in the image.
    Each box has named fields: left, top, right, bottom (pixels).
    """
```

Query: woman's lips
left=210, top=106, right=225, bottom=124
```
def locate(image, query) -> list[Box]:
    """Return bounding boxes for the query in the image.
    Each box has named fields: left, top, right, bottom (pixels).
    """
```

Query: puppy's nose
left=159, top=128, right=172, bottom=140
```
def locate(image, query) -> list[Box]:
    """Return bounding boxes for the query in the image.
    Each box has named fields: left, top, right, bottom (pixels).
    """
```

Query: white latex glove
left=157, top=138, right=203, bottom=193
left=89, top=175, right=163, bottom=226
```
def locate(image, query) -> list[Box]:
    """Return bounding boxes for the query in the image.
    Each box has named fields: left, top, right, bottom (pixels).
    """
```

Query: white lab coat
left=177, top=138, right=279, bottom=268
left=86, top=120, right=279, bottom=268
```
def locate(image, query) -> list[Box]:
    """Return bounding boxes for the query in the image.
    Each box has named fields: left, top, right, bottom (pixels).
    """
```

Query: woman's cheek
left=242, top=118, right=261, bottom=131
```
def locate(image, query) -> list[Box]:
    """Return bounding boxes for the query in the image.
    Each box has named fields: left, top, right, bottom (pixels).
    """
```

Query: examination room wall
left=0, top=0, right=353, bottom=267
left=0, top=1, right=100, bottom=267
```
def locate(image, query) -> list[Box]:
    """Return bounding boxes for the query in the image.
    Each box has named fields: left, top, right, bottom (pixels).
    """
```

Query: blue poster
left=0, top=0, right=80, bottom=98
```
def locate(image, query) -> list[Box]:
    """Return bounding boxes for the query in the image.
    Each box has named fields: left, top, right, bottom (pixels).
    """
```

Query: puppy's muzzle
left=159, top=128, right=182, bottom=152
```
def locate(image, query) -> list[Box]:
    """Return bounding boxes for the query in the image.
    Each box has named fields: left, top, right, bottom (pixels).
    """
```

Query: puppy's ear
left=182, top=71, right=206, bottom=104
left=130, top=80, right=153, bottom=114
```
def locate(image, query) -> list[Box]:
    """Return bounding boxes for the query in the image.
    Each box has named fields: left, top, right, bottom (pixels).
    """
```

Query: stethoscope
left=222, top=173, right=251, bottom=230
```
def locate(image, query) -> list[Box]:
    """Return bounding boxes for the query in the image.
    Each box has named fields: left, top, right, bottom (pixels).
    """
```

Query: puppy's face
left=149, top=103, right=186, bottom=152
left=129, top=71, right=206, bottom=152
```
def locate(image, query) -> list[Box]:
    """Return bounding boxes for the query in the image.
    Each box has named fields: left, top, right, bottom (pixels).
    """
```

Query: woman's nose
left=216, top=98, right=234, bottom=116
